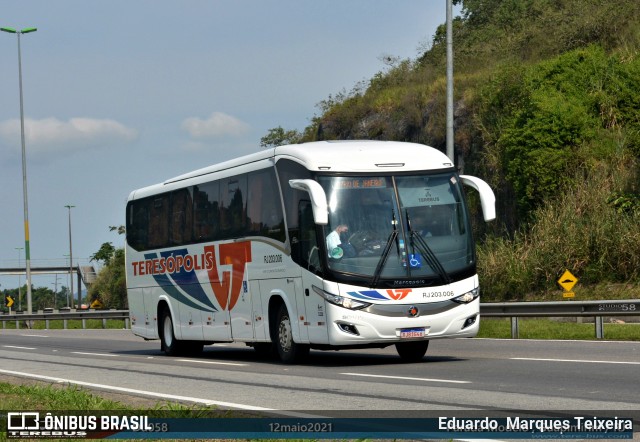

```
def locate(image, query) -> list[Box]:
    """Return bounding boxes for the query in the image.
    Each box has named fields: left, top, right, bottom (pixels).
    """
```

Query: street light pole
left=445, top=0, right=454, bottom=164
left=65, top=205, right=76, bottom=308
left=51, top=275, right=59, bottom=309
left=15, top=247, right=24, bottom=311
left=63, top=254, right=70, bottom=307
left=2, top=26, right=37, bottom=314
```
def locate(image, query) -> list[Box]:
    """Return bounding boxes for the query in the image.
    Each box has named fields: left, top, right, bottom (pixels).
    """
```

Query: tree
left=90, top=226, right=124, bottom=266
left=90, top=242, right=116, bottom=265
left=88, top=248, right=127, bottom=309
left=109, top=225, right=126, bottom=235
left=260, top=126, right=302, bottom=148
left=87, top=227, right=127, bottom=308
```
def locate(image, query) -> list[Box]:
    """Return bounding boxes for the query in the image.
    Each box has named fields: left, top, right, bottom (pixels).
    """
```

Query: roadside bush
left=87, top=249, right=127, bottom=309
left=478, top=154, right=640, bottom=300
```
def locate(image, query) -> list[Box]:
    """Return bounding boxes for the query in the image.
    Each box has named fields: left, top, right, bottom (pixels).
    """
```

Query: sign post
left=5, top=295, right=15, bottom=314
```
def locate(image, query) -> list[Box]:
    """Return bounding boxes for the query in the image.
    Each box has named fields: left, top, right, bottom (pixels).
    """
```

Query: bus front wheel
left=395, top=340, right=429, bottom=362
left=275, top=304, right=309, bottom=363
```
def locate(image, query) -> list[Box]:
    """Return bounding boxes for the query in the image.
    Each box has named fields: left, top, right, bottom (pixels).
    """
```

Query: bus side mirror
left=460, top=175, right=496, bottom=222
left=289, top=179, right=328, bottom=225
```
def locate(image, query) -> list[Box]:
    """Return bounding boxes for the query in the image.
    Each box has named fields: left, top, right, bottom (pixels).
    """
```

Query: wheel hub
left=279, top=316, right=292, bottom=352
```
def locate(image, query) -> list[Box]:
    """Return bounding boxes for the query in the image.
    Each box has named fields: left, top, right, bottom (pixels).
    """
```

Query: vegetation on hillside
left=79, top=0, right=640, bottom=306
left=9, top=1, right=639, bottom=307
left=265, top=0, right=640, bottom=300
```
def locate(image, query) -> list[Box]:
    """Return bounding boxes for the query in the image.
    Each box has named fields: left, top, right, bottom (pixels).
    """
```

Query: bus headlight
left=312, top=286, right=371, bottom=310
left=452, top=288, right=479, bottom=304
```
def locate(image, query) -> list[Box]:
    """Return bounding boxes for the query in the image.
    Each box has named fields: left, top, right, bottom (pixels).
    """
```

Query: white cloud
left=0, top=117, right=138, bottom=159
left=181, top=112, right=250, bottom=139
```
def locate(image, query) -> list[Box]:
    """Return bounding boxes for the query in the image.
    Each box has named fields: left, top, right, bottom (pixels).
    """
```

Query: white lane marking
left=0, top=368, right=274, bottom=411
left=341, top=372, right=471, bottom=384
left=511, top=357, right=640, bottom=365
left=21, top=334, right=49, bottom=338
left=71, top=352, right=119, bottom=357
left=2, top=345, right=36, bottom=350
left=177, top=359, right=248, bottom=367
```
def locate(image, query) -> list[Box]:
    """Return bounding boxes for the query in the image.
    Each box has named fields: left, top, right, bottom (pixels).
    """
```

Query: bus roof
left=276, top=140, right=452, bottom=172
left=128, top=141, right=453, bottom=200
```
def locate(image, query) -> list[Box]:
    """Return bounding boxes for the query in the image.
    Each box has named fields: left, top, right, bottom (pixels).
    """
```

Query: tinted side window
left=298, top=199, right=322, bottom=274
left=148, top=195, right=169, bottom=248
left=170, top=188, right=193, bottom=245
left=128, top=167, right=288, bottom=251
left=275, top=159, right=312, bottom=231
left=194, top=181, right=220, bottom=242
left=127, top=200, right=149, bottom=251
left=247, top=168, right=285, bottom=242
left=220, top=174, right=247, bottom=239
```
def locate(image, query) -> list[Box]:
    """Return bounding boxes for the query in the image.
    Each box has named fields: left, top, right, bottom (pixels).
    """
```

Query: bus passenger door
left=302, top=273, right=329, bottom=344
left=298, top=200, right=329, bottom=344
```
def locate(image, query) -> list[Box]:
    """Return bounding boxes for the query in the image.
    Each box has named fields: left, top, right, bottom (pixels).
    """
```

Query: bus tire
left=395, top=340, right=429, bottom=362
left=160, top=308, right=182, bottom=356
left=275, top=304, right=309, bottom=363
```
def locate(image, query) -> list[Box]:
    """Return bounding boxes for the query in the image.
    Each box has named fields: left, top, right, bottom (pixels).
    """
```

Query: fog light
left=337, top=322, right=359, bottom=335
left=462, top=315, right=477, bottom=329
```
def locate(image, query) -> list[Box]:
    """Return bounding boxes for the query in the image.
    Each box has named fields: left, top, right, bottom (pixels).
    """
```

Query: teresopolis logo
left=131, top=242, right=252, bottom=312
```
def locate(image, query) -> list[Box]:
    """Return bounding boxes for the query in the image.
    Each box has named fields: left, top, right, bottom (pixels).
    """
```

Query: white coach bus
left=125, top=140, right=495, bottom=363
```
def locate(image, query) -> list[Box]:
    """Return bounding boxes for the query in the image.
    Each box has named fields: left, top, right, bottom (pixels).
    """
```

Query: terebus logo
left=132, top=242, right=252, bottom=312
left=347, top=289, right=412, bottom=301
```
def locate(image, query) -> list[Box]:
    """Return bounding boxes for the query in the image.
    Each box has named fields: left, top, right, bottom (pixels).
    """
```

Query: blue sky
left=0, top=0, right=459, bottom=292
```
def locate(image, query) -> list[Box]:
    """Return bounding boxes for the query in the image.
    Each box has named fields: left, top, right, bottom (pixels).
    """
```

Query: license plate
left=400, top=328, right=425, bottom=339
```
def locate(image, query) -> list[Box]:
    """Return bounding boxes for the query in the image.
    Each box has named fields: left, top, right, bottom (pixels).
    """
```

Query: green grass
left=0, top=381, right=243, bottom=416
left=0, top=382, right=296, bottom=442
left=478, top=318, right=640, bottom=340
left=0, top=382, right=129, bottom=411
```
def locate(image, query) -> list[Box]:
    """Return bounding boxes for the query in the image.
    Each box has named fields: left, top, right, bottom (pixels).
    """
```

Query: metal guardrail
left=0, top=309, right=129, bottom=330
left=1, top=300, right=638, bottom=338
left=480, top=300, right=640, bottom=339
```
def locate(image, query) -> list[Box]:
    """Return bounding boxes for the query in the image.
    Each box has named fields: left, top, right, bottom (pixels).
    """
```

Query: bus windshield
left=318, top=172, right=474, bottom=285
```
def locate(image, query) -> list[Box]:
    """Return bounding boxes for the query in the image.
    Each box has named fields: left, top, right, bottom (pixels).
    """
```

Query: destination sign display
left=332, top=177, right=387, bottom=189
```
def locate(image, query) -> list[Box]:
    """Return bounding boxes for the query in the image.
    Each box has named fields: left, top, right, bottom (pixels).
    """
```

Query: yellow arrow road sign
left=558, top=269, right=578, bottom=292
left=5, top=295, right=14, bottom=308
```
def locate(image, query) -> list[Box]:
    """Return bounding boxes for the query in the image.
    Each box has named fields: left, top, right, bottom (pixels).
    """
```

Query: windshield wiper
left=370, top=210, right=398, bottom=287
left=406, top=209, right=451, bottom=284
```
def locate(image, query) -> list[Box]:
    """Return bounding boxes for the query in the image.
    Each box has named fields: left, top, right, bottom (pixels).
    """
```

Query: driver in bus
left=326, top=224, right=349, bottom=258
